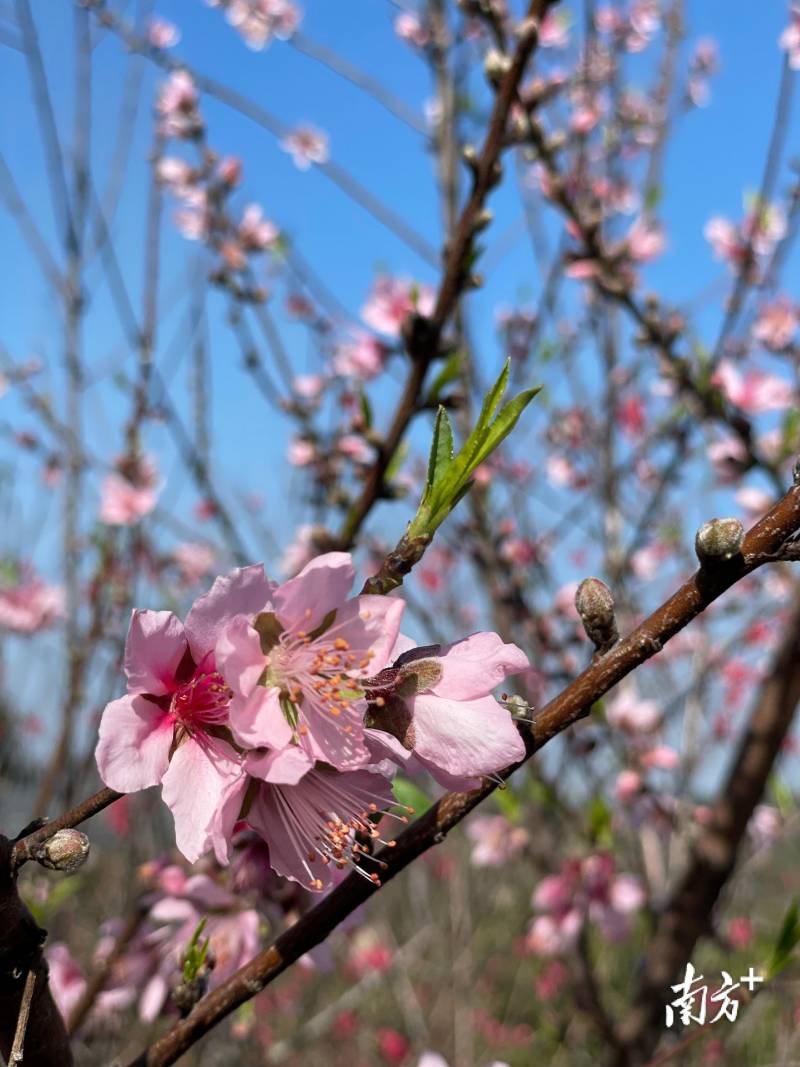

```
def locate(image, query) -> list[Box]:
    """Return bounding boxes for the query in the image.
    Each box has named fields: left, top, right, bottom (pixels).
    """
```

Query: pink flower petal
left=95, top=694, right=173, bottom=792
left=184, top=564, right=273, bottom=662
left=216, top=615, right=265, bottom=696
left=124, top=610, right=187, bottom=695
left=272, top=551, right=355, bottom=633
left=245, top=744, right=312, bottom=784
left=161, top=737, right=246, bottom=864
left=325, top=594, right=406, bottom=675
left=228, top=684, right=294, bottom=750
left=409, top=693, right=525, bottom=779
left=431, top=632, right=529, bottom=700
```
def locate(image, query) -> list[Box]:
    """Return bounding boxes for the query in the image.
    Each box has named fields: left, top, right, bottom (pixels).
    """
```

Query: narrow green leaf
left=466, top=387, right=541, bottom=471
left=392, top=776, right=431, bottom=815
left=384, top=439, right=409, bottom=484
left=767, top=898, right=800, bottom=978
left=424, top=405, right=454, bottom=498
left=427, top=351, right=463, bottom=402
left=359, top=390, right=373, bottom=430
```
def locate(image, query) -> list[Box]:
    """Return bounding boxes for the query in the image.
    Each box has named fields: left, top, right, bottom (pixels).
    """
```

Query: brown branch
left=611, top=585, right=800, bottom=1066
left=11, top=787, right=122, bottom=871
left=0, top=837, right=74, bottom=1066
left=336, top=0, right=560, bottom=552
left=122, top=478, right=800, bottom=1067
left=8, top=969, right=36, bottom=1065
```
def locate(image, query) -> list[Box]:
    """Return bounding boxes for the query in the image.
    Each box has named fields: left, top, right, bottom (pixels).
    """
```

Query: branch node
left=695, top=517, right=745, bottom=566
left=575, top=577, right=619, bottom=654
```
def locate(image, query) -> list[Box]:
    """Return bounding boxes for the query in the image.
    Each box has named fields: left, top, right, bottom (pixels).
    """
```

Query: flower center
left=170, top=665, right=232, bottom=728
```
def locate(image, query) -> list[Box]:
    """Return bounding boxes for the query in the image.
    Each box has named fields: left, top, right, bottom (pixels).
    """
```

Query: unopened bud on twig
left=33, top=829, right=90, bottom=873
left=694, top=517, right=744, bottom=564
left=575, top=577, right=618, bottom=653
left=484, top=49, right=512, bottom=85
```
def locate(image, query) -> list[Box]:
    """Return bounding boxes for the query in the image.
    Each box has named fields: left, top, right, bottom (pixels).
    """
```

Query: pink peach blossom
left=394, top=12, right=429, bottom=48
left=364, top=632, right=528, bottom=789
left=147, top=17, right=180, bottom=48
left=157, top=70, right=202, bottom=139
left=752, top=296, right=799, bottom=351
left=333, top=331, right=387, bottom=380
left=465, top=814, right=529, bottom=867
left=780, top=4, right=800, bottom=70
left=361, top=275, right=435, bottom=338
left=626, top=217, right=666, bottom=262
left=244, top=753, right=396, bottom=889
left=0, top=567, right=65, bottom=633
left=216, top=552, right=404, bottom=770
left=606, top=686, right=661, bottom=733
left=238, top=203, right=279, bottom=251
left=173, top=542, right=216, bottom=585
left=527, top=854, right=645, bottom=956
left=95, top=566, right=272, bottom=863
left=281, top=125, right=329, bottom=170
left=711, top=359, right=794, bottom=414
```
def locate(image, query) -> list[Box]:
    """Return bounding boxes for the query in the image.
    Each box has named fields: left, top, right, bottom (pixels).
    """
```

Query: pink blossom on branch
left=215, top=552, right=404, bottom=770
left=0, top=566, right=65, bottom=634
left=527, top=853, right=645, bottom=956
left=711, top=359, right=795, bottom=415
left=156, top=70, right=202, bottom=139
left=364, top=632, right=529, bottom=789
left=100, top=454, right=161, bottom=526
left=280, top=125, right=330, bottom=170
left=147, top=17, right=181, bottom=49
left=207, top=0, right=302, bottom=49
left=95, top=566, right=273, bottom=863
left=244, top=754, right=398, bottom=890
left=394, top=12, right=430, bottom=49
left=779, top=3, right=800, bottom=69
left=361, top=274, right=436, bottom=338
left=752, top=296, right=799, bottom=351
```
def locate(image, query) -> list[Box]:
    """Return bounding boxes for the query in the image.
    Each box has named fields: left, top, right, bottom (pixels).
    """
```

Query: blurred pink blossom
left=752, top=296, right=799, bottom=350
left=394, top=12, right=430, bottom=48
left=606, top=686, right=661, bottom=733
left=361, top=275, right=435, bottom=337
left=147, top=17, right=181, bottom=48
left=711, top=359, right=794, bottom=414
left=281, top=125, right=329, bottom=170
left=0, top=567, right=65, bottom=634
left=780, top=3, right=800, bottom=69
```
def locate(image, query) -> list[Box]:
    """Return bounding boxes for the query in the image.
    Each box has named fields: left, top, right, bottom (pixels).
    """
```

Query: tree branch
left=123, top=479, right=800, bottom=1067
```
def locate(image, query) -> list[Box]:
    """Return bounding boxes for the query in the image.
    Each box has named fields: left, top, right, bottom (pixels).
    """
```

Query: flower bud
left=34, top=829, right=90, bottom=873
left=575, top=577, right=618, bottom=652
left=694, top=517, right=744, bottom=563
left=484, top=49, right=512, bottom=85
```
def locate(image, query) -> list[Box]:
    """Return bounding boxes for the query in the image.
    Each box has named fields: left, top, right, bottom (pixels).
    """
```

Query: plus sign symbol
left=740, top=967, right=764, bottom=992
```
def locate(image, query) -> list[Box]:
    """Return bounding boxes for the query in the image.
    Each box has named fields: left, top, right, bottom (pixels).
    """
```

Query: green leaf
left=644, top=185, right=662, bottom=213
left=495, top=786, right=521, bottom=822
left=392, top=776, right=430, bottom=815
left=384, top=439, right=409, bottom=484
left=359, top=390, right=373, bottom=431
left=766, top=898, right=800, bottom=979
left=427, top=351, right=463, bottom=403
left=407, top=360, right=540, bottom=539
left=423, top=406, right=454, bottom=501
left=182, top=918, right=210, bottom=983
left=587, top=795, right=613, bottom=846
left=770, top=774, right=795, bottom=818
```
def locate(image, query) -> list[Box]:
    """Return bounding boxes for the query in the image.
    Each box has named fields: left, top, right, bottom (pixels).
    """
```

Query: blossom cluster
left=95, top=553, right=529, bottom=890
